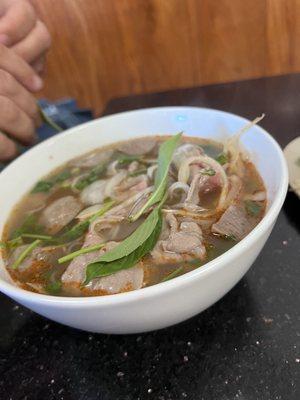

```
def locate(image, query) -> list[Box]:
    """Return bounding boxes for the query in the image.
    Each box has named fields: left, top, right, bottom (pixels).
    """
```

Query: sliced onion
left=104, top=170, right=127, bottom=198
left=106, top=160, right=119, bottom=176
left=168, top=182, right=189, bottom=202
left=178, top=155, right=229, bottom=210
left=147, top=164, right=157, bottom=180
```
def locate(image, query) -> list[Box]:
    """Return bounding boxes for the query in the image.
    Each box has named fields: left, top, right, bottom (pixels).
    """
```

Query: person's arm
left=0, top=0, right=51, bottom=161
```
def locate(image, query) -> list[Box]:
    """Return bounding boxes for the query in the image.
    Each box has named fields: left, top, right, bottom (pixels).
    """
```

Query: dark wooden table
left=0, top=74, right=299, bottom=400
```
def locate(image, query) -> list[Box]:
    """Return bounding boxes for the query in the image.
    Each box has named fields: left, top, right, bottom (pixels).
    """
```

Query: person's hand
left=0, top=0, right=51, bottom=74
left=0, top=44, right=43, bottom=161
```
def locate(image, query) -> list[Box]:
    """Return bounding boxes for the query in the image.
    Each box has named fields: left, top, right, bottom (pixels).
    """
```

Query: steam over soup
left=1, top=129, right=266, bottom=296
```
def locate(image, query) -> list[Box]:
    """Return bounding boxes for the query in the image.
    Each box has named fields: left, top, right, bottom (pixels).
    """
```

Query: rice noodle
left=162, top=208, right=220, bottom=221
left=147, top=165, right=157, bottom=180
left=90, top=215, right=125, bottom=237
left=106, top=160, right=119, bottom=176
left=168, top=182, right=189, bottom=202
left=243, top=191, right=266, bottom=202
left=224, top=114, right=265, bottom=174
left=177, top=155, right=229, bottom=211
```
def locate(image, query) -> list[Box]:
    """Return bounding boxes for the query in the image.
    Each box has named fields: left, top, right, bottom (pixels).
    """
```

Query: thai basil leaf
left=84, top=210, right=162, bottom=283
left=162, top=266, right=184, bottom=282
left=130, top=133, right=182, bottom=221
left=92, top=206, right=161, bottom=264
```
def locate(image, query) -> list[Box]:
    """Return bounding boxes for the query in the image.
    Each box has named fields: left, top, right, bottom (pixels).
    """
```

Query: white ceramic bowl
left=0, top=107, right=288, bottom=334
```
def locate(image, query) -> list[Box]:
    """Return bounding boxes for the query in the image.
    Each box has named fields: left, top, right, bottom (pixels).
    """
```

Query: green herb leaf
left=215, top=152, right=228, bottom=165
left=130, top=133, right=182, bottom=221
left=128, top=168, right=147, bottom=177
left=55, top=170, right=71, bottom=183
left=162, top=266, right=184, bottom=282
left=31, top=180, right=53, bottom=193
left=58, top=243, right=104, bottom=264
left=11, top=239, right=41, bottom=270
left=45, top=281, right=62, bottom=295
left=84, top=209, right=162, bottom=283
left=0, top=241, right=7, bottom=249
left=58, top=200, right=115, bottom=242
left=201, top=168, right=216, bottom=176
left=74, top=164, right=106, bottom=191
left=21, top=233, right=53, bottom=241
left=31, top=170, right=71, bottom=193
left=244, top=200, right=263, bottom=217
left=117, top=154, right=141, bottom=166
left=94, top=206, right=161, bottom=264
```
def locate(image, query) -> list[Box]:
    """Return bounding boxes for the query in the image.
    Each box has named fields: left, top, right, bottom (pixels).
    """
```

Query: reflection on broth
left=1, top=130, right=266, bottom=297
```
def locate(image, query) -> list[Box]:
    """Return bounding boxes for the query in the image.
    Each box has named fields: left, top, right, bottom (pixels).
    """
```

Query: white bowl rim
left=0, top=106, right=289, bottom=307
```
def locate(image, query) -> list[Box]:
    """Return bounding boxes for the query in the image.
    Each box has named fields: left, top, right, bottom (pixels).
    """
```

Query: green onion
left=201, top=168, right=216, bottom=176
left=162, top=266, right=184, bottom=282
left=215, top=152, right=228, bottom=165
left=244, top=200, right=263, bottom=217
left=0, top=241, right=6, bottom=249
left=45, top=281, right=62, bottom=295
left=117, top=155, right=142, bottom=166
left=58, top=200, right=115, bottom=242
left=31, top=170, right=71, bottom=194
left=58, top=243, right=104, bottom=264
left=128, top=168, right=147, bottom=177
left=11, top=239, right=41, bottom=270
left=21, top=234, right=53, bottom=240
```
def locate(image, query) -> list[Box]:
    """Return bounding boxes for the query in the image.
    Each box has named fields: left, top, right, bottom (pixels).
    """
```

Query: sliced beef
left=86, top=265, right=143, bottom=294
left=115, top=174, right=149, bottom=201
left=61, top=231, right=106, bottom=285
left=62, top=231, right=144, bottom=294
left=40, top=196, right=82, bottom=234
left=80, top=179, right=106, bottom=206
left=212, top=204, right=257, bottom=240
left=117, top=138, right=156, bottom=156
left=70, top=150, right=113, bottom=168
left=151, top=214, right=206, bottom=264
left=9, top=245, right=64, bottom=280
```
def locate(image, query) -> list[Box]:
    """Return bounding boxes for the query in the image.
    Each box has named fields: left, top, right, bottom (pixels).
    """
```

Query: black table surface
left=1, top=74, right=299, bottom=400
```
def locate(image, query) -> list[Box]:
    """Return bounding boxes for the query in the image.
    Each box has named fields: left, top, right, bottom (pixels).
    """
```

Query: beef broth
left=1, top=133, right=266, bottom=296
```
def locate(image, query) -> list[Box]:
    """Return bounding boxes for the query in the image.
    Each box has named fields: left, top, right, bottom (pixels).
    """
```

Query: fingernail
left=0, top=34, right=9, bottom=45
left=30, top=75, right=43, bottom=91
